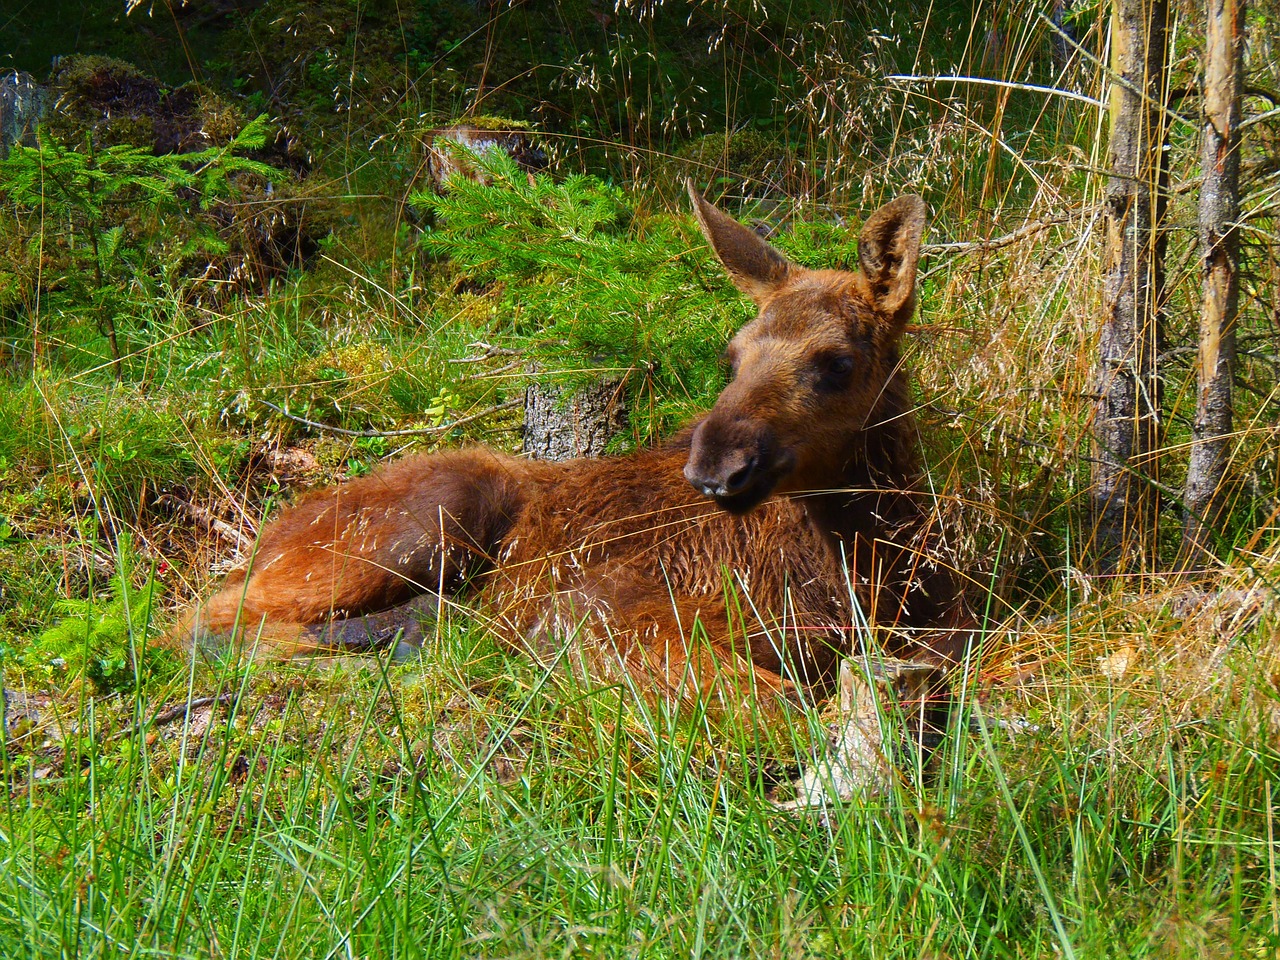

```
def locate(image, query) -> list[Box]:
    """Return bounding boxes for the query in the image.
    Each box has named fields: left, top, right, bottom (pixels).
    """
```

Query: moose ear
left=687, top=179, right=793, bottom=304
left=858, top=194, right=927, bottom=319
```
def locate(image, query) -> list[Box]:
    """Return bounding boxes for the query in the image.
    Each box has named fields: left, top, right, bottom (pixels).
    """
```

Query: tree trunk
left=0, top=71, right=44, bottom=159
left=1091, top=0, right=1170, bottom=573
left=1182, top=0, right=1245, bottom=565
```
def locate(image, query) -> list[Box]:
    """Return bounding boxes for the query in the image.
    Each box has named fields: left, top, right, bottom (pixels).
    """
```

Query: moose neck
left=794, top=370, right=922, bottom=550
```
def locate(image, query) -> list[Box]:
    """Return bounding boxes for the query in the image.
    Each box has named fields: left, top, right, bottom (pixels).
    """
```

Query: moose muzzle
left=684, top=415, right=793, bottom=514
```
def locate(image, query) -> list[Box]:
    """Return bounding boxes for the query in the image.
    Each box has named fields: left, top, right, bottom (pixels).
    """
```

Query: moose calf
left=175, top=183, right=970, bottom=712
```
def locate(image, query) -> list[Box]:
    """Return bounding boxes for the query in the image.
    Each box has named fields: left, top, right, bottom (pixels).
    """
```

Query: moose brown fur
left=175, top=183, right=969, bottom=710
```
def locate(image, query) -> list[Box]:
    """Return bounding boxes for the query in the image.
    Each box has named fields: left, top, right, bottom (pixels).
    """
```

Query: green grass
left=2, top=598, right=1279, bottom=957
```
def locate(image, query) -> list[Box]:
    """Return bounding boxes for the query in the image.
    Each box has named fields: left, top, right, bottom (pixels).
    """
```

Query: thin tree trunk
left=87, top=222, right=123, bottom=381
left=1182, top=0, right=1245, bottom=565
left=83, top=135, right=123, bottom=380
left=1091, top=0, right=1170, bottom=573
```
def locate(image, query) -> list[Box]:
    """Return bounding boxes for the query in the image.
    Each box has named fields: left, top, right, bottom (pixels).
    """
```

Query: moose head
left=683, top=183, right=927, bottom=513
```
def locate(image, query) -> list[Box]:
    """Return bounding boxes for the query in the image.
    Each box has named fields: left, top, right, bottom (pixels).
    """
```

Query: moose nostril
left=723, top=458, right=756, bottom=495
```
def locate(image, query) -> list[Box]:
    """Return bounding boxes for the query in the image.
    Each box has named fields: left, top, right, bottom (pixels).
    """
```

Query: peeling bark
left=1182, top=0, right=1245, bottom=564
left=0, top=71, right=44, bottom=159
left=523, top=378, right=628, bottom=461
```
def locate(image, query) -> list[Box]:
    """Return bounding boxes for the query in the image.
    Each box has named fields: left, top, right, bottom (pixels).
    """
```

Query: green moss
left=192, top=86, right=245, bottom=145
left=45, top=56, right=154, bottom=148
left=51, top=54, right=146, bottom=89
left=45, top=56, right=254, bottom=155
left=663, top=130, right=798, bottom=207
left=459, top=115, right=531, bottom=132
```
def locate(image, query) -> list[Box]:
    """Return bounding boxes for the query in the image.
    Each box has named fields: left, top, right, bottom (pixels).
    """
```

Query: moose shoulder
left=173, top=182, right=970, bottom=710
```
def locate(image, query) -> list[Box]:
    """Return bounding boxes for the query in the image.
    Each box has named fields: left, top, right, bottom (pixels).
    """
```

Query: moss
left=193, top=86, right=245, bottom=146
left=330, top=343, right=395, bottom=380
left=461, top=115, right=531, bottom=132
left=51, top=54, right=147, bottom=90
left=46, top=56, right=163, bottom=149
left=664, top=130, right=798, bottom=207
left=47, top=56, right=249, bottom=155
left=454, top=291, right=500, bottom=326
left=312, top=437, right=352, bottom=473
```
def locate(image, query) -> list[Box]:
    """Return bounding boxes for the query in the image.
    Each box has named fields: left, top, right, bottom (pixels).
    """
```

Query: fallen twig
left=110, top=694, right=236, bottom=742
left=157, top=493, right=256, bottom=552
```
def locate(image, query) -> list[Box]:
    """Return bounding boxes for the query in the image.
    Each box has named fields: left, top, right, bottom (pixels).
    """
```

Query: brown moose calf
left=175, top=183, right=970, bottom=712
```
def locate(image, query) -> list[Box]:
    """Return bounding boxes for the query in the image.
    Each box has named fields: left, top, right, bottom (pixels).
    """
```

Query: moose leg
left=510, top=565, right=804, bottom=717
left=847, top=530, right=974, bottom=668
left=183, top=592, right=443, bottom=660
left=177, top=448, right=535, bottom=656
left=288, top=593, right=446, bottom=660
left=314, top=593, right=439, bottom=655
left=637, top=599, right=805, bottom=717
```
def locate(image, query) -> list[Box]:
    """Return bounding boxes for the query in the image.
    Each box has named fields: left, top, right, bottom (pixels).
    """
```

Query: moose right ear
left=687, top=180, right=793, bottom=304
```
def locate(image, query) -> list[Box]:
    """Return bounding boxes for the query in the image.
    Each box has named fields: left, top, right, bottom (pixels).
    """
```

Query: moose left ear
left=858, top=195, right=927, bottom=319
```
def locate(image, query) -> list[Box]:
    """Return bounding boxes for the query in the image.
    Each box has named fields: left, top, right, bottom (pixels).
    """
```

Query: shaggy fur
left=174, top=183, right=970, bottom=711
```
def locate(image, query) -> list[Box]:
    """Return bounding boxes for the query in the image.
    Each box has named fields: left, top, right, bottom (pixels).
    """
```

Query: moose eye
left=828, top=355, right=855, bottom=376
left=721, top=348, right=740, bottom=377
left=815, top=353, right=856, bottom=391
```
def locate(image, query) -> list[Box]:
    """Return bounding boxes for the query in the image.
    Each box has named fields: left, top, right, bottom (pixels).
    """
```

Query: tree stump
left=0, top=71, right=45, bottom=159
left=424, top=123, right=547, bottom=192
left=523, top=378, right=627, bottom=461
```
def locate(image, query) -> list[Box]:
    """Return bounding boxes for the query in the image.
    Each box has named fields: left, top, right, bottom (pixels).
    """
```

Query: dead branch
left=109, top=693, right=237, bottom=742
left=157, top=493, right=256, bottom=552
left=921, top=214, right=1078, bottom=257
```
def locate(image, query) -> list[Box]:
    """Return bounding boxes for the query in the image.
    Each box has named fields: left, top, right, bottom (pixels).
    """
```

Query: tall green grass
left=3, top=584, right=1278, bottom=957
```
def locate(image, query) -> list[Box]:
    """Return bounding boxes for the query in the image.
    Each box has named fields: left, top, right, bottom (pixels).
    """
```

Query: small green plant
left=26, top=535, right=173, bottom=694
left=412, top=148, right=751, bottom=441
left=0, top=115, right=281, bottom=376
left=346, top=434, right=390, bottom=476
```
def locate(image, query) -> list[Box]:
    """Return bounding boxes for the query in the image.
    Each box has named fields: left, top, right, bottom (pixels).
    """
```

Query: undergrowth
left=2, top=594, right=1278, bottom=957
